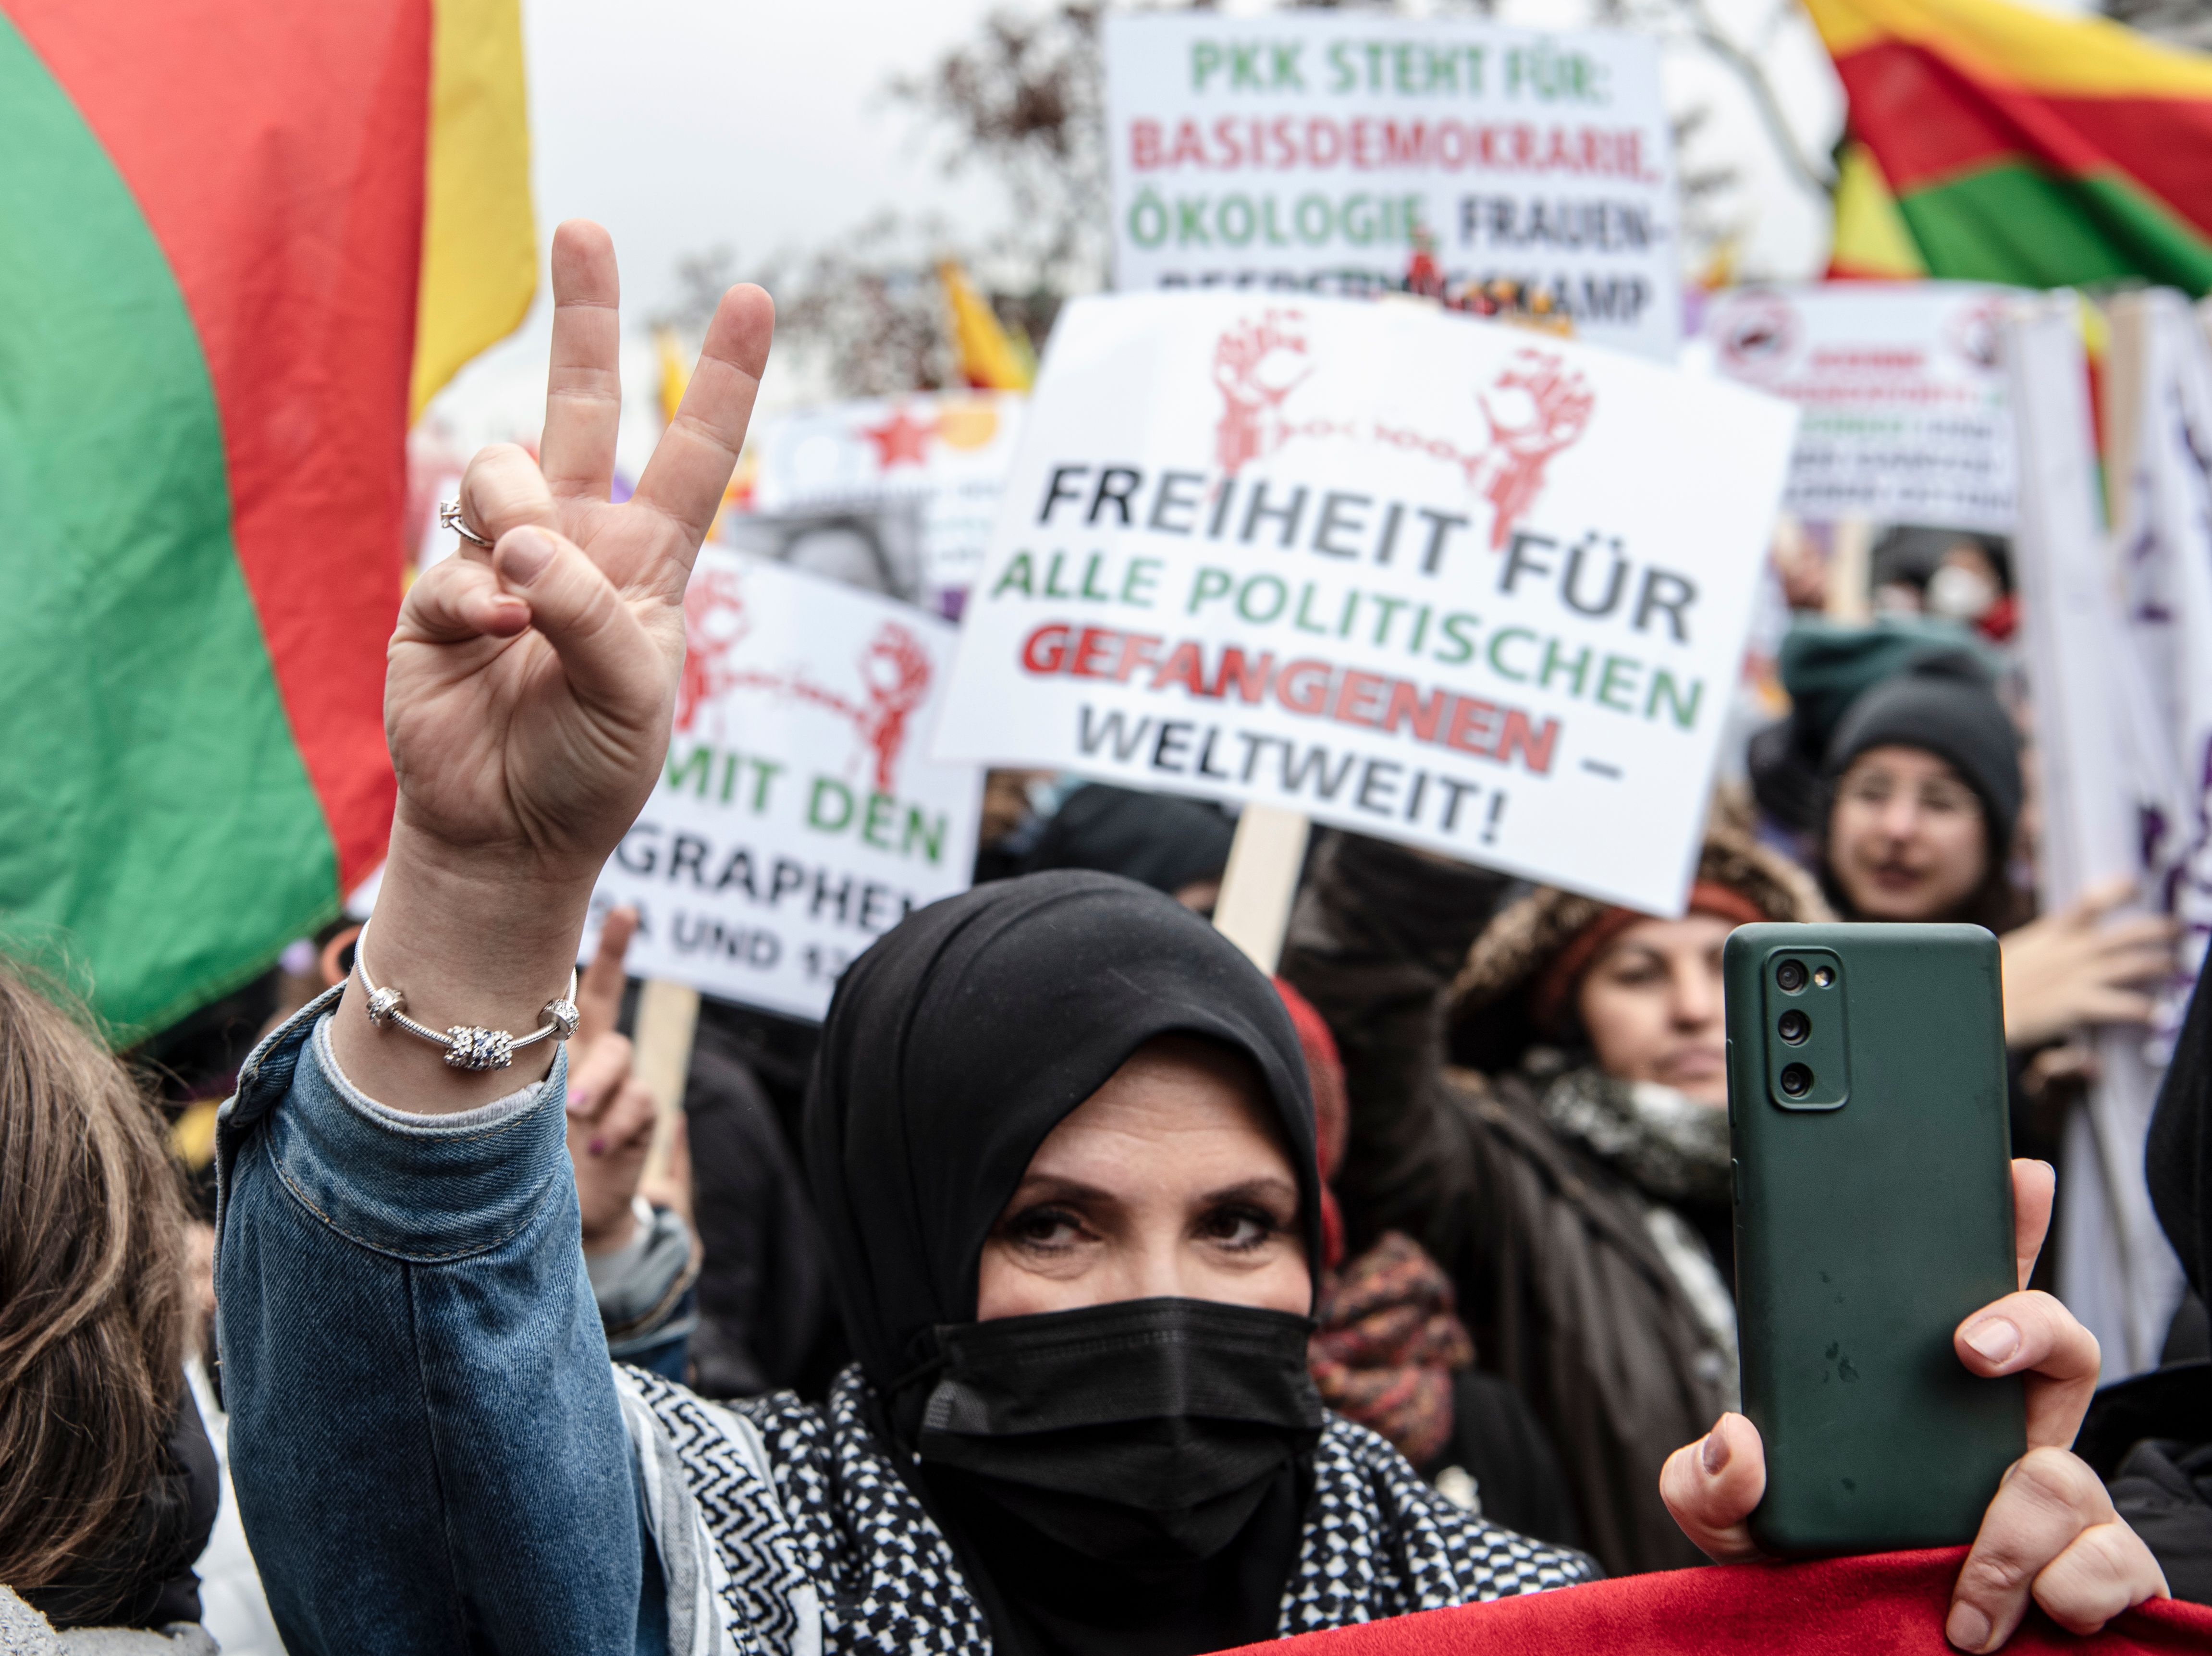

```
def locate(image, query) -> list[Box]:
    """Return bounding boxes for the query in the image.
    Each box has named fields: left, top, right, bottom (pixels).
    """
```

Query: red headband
left=1529, top=880, right=1770, bottom=1033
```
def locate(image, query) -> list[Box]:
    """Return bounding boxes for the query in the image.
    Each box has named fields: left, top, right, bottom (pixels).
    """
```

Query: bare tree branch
left=889, top=3, right=1110, bottom=295
left=1672, top=0, right=1834, bottom=196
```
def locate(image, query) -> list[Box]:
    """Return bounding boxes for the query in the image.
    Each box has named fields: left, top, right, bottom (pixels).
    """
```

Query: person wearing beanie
left=1820, top=650, right=2023, bottom=931
left=1746, top=618, right=1993, bottom=850
left=1818, top=651, right=2175, bottom=1055
left=1281, top=806, right=1828, bottom=1577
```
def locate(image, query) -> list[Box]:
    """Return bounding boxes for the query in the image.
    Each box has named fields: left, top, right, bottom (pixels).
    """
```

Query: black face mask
left=911, top=1297, right=1324, bottom=1564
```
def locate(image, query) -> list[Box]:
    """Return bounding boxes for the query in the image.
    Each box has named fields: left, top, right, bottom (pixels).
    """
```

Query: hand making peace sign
left=334, top=221, right=773, bottom=1112
left=394, top=221, right=772, bottom=878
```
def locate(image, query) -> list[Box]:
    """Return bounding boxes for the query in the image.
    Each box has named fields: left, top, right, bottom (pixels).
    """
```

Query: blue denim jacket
left=212, top=991, right=665, bottom=1656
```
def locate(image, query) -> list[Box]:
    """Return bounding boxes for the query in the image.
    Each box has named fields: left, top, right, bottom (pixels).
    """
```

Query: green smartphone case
left=1725, top=921, right=2024, bottom=1556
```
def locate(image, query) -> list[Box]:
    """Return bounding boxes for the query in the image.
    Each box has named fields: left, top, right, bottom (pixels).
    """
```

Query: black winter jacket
left=1281, top=834, right=1727, bottom=1576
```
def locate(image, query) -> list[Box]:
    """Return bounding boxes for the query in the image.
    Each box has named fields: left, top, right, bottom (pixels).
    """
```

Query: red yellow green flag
left=0, top=0, right=534, bottom=1037
left=1813, top=0, right=2212, bottom=291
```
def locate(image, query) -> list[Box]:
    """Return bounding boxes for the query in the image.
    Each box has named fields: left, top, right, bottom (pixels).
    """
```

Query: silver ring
left=438, top=500, right=495, bottom=550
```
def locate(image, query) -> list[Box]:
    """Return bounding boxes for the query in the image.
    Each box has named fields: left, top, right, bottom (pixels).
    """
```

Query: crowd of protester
left=1, top=241, right=2205, bottom=1651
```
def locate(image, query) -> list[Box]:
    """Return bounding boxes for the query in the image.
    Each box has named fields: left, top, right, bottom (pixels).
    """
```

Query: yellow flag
left=410, top=0, right=537, bottom=420
left=657, top=327, right=692, bottom=428
left=939, top=260, right=1034, bottom=392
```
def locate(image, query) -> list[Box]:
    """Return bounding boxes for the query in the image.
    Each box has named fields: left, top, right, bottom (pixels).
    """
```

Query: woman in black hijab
left=753, top=868, right=1596, bottom=1655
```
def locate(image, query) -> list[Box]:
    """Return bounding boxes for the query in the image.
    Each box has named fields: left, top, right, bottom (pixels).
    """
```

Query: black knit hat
left=1021, top=783, right=1235, bottom=897
left=1822, top=650, right=2022, bottom=853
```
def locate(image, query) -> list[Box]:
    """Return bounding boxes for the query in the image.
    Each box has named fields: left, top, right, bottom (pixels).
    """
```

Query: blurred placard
left=590, top=549, right=982, bottom=1020
left=719, top=499, right=927, bottom=607
left=736, top=392, right=1025, bottom=613
left=1705, top=282, right=2018, bottom=533
left=1103, top=11, right=1679, bottom=359
left=934, top=294, right=1795, bottom=915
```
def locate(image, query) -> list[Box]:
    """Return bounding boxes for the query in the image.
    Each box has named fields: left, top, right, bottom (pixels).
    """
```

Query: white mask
left=1927, top=562, right=1998, bottom=622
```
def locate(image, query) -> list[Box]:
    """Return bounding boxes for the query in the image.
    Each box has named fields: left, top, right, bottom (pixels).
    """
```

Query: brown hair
left=0, top=957, right=190, bottom=1591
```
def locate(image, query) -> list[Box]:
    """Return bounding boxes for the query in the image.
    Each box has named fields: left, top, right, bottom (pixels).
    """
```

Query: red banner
left=1224, top=1549, right=2211, bottom=1656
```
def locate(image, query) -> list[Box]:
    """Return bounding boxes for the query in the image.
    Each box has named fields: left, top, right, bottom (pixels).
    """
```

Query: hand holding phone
left=1662, top=1160, right=2165, bottom=1648
left=1727, top=923, right=2022, bottom=1551
left=1663, top=1158, right=2159, bottom=1644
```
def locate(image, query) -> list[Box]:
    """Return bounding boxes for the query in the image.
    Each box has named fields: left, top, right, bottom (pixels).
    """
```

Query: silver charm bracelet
left=353, top=917, right=581, bottom=1072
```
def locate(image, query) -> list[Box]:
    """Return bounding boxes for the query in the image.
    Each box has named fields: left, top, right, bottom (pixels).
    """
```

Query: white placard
left=934, top=293, right=1796, bottom=916
left=1704, top=282, right=2018, bottom=533
left=739, top=392, right=1026, bottom=612
left=590, top=549, right=983, bottom=1020
left=2007, top=294, right=2188, bottom=1374
left=1104, top=11, right=1680, bottom=360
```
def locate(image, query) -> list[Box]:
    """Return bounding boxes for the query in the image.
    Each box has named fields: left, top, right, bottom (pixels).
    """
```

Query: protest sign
left=1705, top=282, right=2017, bottom=533
left=738, top=392, right=1026, bottom=612
left=589, top=548, right=982, bottom=1021
left=2111, top=291, right=2212, bottom=1032
left=2007, top=295, right=2190, bottom=1376
left=1102, top=11, right=1680, bottom=360
left=934, top=293, right=1797, bottom=916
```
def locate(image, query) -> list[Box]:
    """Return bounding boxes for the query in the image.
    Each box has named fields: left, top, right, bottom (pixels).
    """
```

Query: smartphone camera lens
left=1777, top=1009, right=1810, bottom=1044
left=1779, top=1063, right=1813, bottom=1098
left=1775, top=958, right=1808, bottom=992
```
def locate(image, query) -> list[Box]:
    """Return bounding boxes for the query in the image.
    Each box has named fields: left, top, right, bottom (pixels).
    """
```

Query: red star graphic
left=858, top=405, right=936, bottom=469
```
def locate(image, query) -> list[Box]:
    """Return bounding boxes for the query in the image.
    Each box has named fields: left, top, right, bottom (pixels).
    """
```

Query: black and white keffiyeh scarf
left=616, top=1364, right=1596, bottom=1656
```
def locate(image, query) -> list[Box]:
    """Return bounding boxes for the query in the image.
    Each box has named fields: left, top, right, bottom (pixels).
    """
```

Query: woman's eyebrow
left=1000, top=1173, right=1114, bottom=1208
left=1200, top=1176, right=1300, bottom=1208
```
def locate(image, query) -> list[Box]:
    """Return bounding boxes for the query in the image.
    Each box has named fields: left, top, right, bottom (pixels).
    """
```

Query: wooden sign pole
left=632, top=977, right=700, bottom=1187
left=1825, top=515, right=1873, bottom=623
left=1212, top=803, right=1312, bottom=975
left=2102, top=292, right=2148, bottom=537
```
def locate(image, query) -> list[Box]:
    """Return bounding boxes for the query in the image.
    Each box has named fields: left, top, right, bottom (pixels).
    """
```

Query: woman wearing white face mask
left=1924, top=540, right=2016, bottom=640
left=1865, top=527, right=2018, bottom=643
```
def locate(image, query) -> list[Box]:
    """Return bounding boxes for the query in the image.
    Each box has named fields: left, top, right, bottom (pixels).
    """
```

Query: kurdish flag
left=1814, top=0, right=2212, bottom=289
left=0, top=1, right=535, bottom=1038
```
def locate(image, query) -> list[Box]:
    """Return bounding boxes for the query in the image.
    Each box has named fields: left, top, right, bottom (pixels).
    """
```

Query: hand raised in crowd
left=564, top=907, right=661, bottom=1253
left=330, top=221, right=771, bottom=1113
left=1660, top=1159, right=2169, bottom=1650
left=2002, top=877, right=2178, bottom=1051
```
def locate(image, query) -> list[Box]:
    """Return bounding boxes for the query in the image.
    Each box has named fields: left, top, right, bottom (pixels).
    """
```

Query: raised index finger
left=540, top=221, right=624, bottom=503
left=576, top=907, right=638, bottom=1049
left=632, top=282, right=774, bottom=560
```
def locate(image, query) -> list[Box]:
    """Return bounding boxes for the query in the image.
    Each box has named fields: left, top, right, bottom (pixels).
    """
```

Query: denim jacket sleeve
left=211, top=988, right=663, bottom=1656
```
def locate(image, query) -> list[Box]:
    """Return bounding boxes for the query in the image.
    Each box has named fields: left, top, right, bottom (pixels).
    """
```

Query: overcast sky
left=515, top=0, right=1007, bottom=316
left=427, top=0, right=1013, bottom=454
